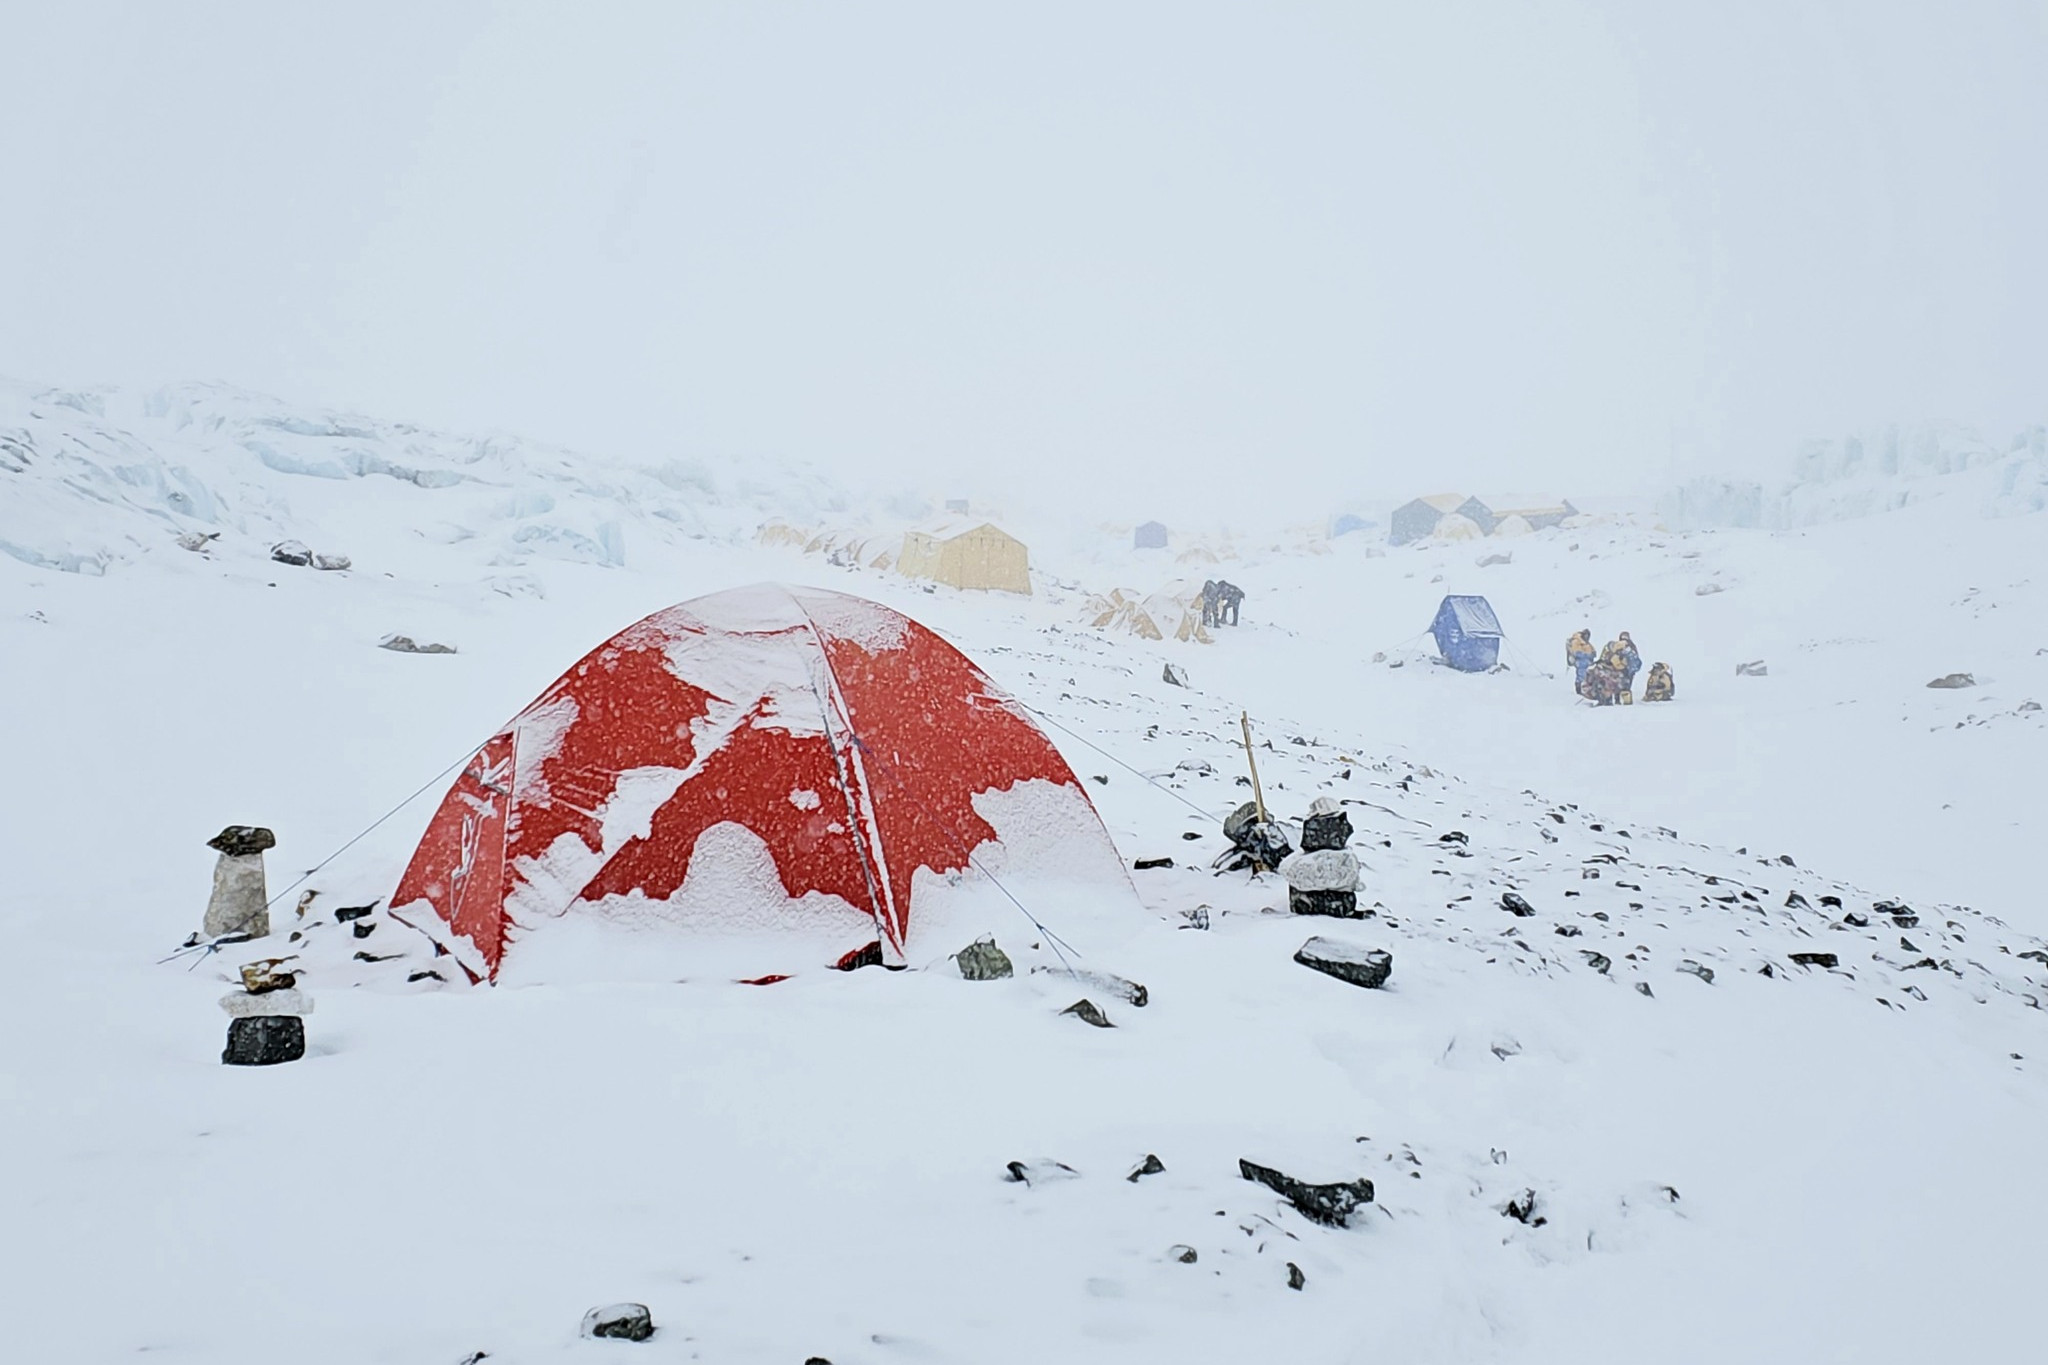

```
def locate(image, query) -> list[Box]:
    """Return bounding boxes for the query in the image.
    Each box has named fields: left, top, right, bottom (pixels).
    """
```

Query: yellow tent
left=898, top=522, right=1031, bottom=595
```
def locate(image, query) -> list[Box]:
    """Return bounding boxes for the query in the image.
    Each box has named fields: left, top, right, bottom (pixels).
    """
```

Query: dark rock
left=1439, top=830, right=1469, bottom=845
left=1503, top=1190, right=1546, bottom=1226
left=1890, top=912, right=1920, bottom=929
left=1300, top=809, right=1354, bottom=852
left=406, top=969, right=445, bottom=983
left=1061, top=998, right=1114, bottom=1028
left=207, top=825, right=276, bottom=856
left=1294, top=937, right=1393, bottom=989
left=1789, top=952, right=1838, bottom=969
left=955, top=937, right=1014, bottom=981
left=1636, top=981, right=1654, bottom=997
left=1180, top=906, right=1210, bottom=931
left=1286, top=1262, right=1306, bottom=1290
left=1238, top=1158, right=1374, bottom=1227
left=1162, top=662, right=1190, bottom=688
left=1785, top=891, right=1810, bottom=910
left=353, top=950, right=400, bottom=962
left=221, top=1015, right=305, bottom=1066
left=1289, top=888, right=1362, bottom=918
left=1819, top=894, right=1843, bottom=908
left=1843, top=911, right=1869, bottom=927
left=1004, top=1159, right=1078, bottom=1185
left=1169, top=1244, right=1198, bottom=1264
left=1899, top=936, right=1920, bottom=952
left=352, top=920, right=376, bottom=939
left=1580, top=951, right=1612, bottom=974
left=2019, top=950, right=2048, bottom=966
left=1677, top=960, right=1715, bottom=984
left=1502, top=891, right=1536, bottom=917
left=333, top=902, right=378, bottom=922
left=1128, top=1154, right=1166, bottom=1182
left=269, top=540, right=313, bottom=567
left=1553, top=924, right=1582, bottom=938
left=1133, top=856, right=1175, bottom=870
left=579, top=1304, right=654, bottom=1342
left=1181, top=831, right=1202, bottom=840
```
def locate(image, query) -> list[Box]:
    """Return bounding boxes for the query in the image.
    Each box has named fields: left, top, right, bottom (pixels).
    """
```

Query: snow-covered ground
left=2, top=381, right=2043, bottom=1363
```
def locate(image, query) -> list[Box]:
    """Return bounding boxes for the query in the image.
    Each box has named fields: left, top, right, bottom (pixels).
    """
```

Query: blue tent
left=1430, top=595, right=1503, bottom=672
left=1329, top=512, right=1373, bottom=538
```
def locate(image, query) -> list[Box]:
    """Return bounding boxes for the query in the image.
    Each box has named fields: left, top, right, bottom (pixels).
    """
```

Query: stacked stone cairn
left=221, top=958, right=312, bottom=1065
left=1282, top=798, right=1362, bottom=918
left=203, top=825, right=276, bottom=940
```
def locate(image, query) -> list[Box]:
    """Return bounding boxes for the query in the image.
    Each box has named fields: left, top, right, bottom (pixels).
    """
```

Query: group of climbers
left=1565, top=627, right=1672, bottom=705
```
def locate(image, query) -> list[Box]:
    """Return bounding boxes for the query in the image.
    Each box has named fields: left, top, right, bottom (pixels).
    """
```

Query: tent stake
left=1239, top=711, right=1268, bottom=824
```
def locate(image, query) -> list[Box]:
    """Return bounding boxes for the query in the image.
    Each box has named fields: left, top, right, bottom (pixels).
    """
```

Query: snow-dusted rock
left=378, top=634, right=456, bottom=654
left=1926, top=673, right=1976, bottom=689
left=218, top=987, right=313, bottom=1018
left=1293, top=937, right=1392, bottom=989
left=1299, top=799, right=1352, bottom=852
left=580, top=1304, right=654, bottom=1342
left=955, top=937, right=1013, bottom=981
left=268, top=540, right=312, bottom=567
left=203, top=853, right=269, bottom=940
left=1238, top=1158, right=1375, bottom=1226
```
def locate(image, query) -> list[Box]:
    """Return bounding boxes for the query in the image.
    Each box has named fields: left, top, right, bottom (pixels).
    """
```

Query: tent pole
left=1239, top=711, right=1268, bottom=825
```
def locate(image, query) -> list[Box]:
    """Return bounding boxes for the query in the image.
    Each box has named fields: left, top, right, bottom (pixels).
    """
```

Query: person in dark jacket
left=1601, top=631, right=1641, bottom=701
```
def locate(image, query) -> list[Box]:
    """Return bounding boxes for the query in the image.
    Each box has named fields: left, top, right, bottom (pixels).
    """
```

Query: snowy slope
left=3, top=380, right=2045, bottom=1363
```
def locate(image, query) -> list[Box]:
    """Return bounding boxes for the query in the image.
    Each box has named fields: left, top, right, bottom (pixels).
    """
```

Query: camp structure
left=897, top=521, right=1032, bottom=595
left=1430, top=595, right=1504, bottom=672
left=1390, top=494, right=1468, bottom=546
left=390, top=584, right=1130, bottom=983
left=1329, top=512, right=1374, bottom=538
left=1084, top=583, right=1212, bottom=644
left=1455, top=496, right=1579, bottom=536
left=1133, top=520, right=1169, bottom=550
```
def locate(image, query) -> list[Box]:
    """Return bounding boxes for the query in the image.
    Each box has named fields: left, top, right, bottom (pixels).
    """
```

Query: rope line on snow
left=261, top=740, right=488, bottom=912
left=846, top=735, right=1083, bottom=970
left=1011, top=701, right=1229, bottom=830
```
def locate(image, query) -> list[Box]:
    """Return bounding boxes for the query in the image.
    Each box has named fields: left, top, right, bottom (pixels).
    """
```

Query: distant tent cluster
left=1390, top=495, right=1579, bottom=547
left=1084, top=583, right=1213, bottom=644
left=756, top=518, right=1032, bottom=595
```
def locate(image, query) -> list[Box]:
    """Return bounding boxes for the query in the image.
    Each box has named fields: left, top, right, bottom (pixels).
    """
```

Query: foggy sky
left=3, top=1, right=2044, bottom=509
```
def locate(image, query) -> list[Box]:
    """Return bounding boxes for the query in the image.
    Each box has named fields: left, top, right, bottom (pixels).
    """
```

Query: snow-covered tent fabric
left=1430, top=595, right=1503, bottom=672
left=1133, top=521, right=1168, bottom=550
left=391, top=584, right=1125, bottom=982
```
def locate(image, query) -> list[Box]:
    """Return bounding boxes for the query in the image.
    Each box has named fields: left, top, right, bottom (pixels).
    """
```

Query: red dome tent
left=392, top=584, right=1127, bottom=982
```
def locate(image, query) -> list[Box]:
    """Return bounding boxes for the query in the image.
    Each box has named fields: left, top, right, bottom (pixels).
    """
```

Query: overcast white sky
left=2, top=1, right=2043, bottom=506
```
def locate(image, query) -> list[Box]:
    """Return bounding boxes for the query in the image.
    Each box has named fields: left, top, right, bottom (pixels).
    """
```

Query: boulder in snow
left=208, top=826, right=275, bottom=857
left=1735, top=660, right=1768, bottom=677
left=221, top=1015, right=304, bottom=1066
left=268, top=540, right=312, bottom=567
left=175, top=530, right=218, bottom=552
left=1238, top=1158, right=1375, bottom=1226
left=1293, top=937, right=1392, bottom=989
left=1161, top=662, right=1190, bottom=688
left=1004, top=1159, right=1079, bottom=1185
left=580, top=1304, right=655, bottom=1342
left=311, top=552, right=351, bottom=571
left=955, top=937, right=1013, bottom=981
left=1127, top=1154, right=1166, bottom=1182
left=1501, top=891, right=1536, bottom=917
left=1061, top=998, right=1114, bottom=1028
left=1926, top=673, right=1976, bottom=689
left=1789, top=952, right=1838, bottom=969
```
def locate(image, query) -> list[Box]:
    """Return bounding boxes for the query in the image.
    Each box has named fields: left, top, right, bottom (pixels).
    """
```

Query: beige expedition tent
left=898, top=522, right=1032, bottom=595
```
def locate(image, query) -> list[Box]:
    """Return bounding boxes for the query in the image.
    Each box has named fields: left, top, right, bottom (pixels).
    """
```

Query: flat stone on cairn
left=219, top=954, right=311, bottom=1066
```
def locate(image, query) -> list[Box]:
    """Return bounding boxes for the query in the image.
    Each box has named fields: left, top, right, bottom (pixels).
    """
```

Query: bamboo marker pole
left=1239, top=711, right=1268, bottom=824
